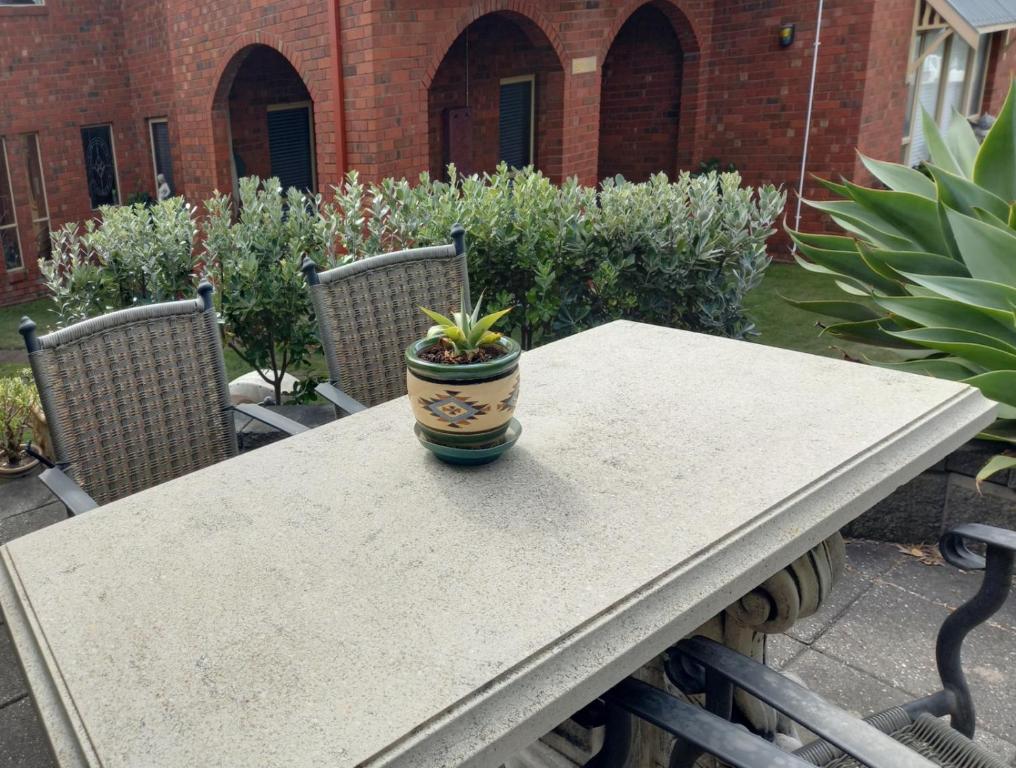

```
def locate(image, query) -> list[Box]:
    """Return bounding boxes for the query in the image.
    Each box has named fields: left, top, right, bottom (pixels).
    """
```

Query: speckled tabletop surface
left=0, top=321, right=996, bottom=768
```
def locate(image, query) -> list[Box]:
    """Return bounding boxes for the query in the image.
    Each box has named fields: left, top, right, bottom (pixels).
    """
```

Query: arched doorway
left=598, top=3, right=686, bottom=182
left=427, top=12, right=565, bottom=181
left=211, top=45, right=316, bottom=197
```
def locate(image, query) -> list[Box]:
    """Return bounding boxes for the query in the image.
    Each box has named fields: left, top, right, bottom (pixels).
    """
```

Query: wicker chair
left=587, top=523, right=1015, bottom=768
left=301, top=225, right=469, bottom=415
left=19, top=281, right=307, bottom=516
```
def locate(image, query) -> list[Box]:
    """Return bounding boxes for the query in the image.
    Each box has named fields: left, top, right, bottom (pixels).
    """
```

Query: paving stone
left=814, top=582, right=1016, bottom=741
left=973, top=729, right=1016, bottom=766
left=0, top=629, right=27, bottom=708
left=784, top=648, right=914, bottom=720
left=766, top=634, right=807, bottom=670
left=787, top=540, right=902, bottom=645
left=842, top=472, right=948, bottom=544
left=0, top=698, right=57, bottom=768
left=0, top=474, right=53, bottom=524
left=882, top=552, right=1016, bottom=633
left=942, top=475, right=1016, bottom=531
left=0, top=503, right=65, bottom=547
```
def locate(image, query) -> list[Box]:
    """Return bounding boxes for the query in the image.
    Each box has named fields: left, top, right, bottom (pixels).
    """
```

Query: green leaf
left=842, top=182, right=950, bottom=256
left=875, top=296, right=1016, bottom=345
left=979, top=419, right=1016, bottom=444
left=822, top=318, right=925, bottom=348
left=858, top=243, right=969, bottom=282
left=921, top=107, right=961, bottom=175
left=975, top=454, right=1016, bottom=489
left=781, top=296, right=882, bottom=321
left=803, top=199, right=919, bottom=250
left=419, top=306, right=455, bottom=328
left=859, top=154, right=936, bottom=197
left=972, top=206, right=1013, bottom=230
left=885, top=327, right=1016, bottom=370
left=945, top=208, right=1016, bottom=286
left=964, top=370, right=1016, bottom=408
left=973, top=81, right=1016, bottom=200
left=878, top=357, right=977, bottom=380
left=927, top=165, right=1010, bottom=221
left=467, top=306, right=513, bottom=346
left=817, top=177, right=853, bottom=198
left=787, top=229, right=861, bottom=252
left=896, top=273, right=1016, bottom=315
left=944, top=109, right=980, bottom=177
left=789, top=231, right=902, bottom=294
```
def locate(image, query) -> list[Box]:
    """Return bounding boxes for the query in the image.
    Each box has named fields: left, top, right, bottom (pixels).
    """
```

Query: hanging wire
left=792, top=0, right=825, bottom=250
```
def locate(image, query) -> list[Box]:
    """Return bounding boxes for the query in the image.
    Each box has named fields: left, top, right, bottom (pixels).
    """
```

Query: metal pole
left=793, top=0, right=825, bottom=240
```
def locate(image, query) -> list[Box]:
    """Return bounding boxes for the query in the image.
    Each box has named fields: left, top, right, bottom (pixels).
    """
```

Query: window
left=148, top=118, right=174, bottom=198
left=81, top=124, right=120, bottom=208
left=902, top=2, right=991, bottom=166
left=24, top=134, right=50, bottom=260
left=0, top=138, right=22, bottom=271
left=266, top=103, right=316, bottom=193
left=0, top=1, right=44, bottom=5
left=499, top=76, right=535, bottom=169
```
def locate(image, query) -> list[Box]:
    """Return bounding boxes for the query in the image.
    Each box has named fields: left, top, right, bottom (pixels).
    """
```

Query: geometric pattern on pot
left=498, top=377, right=520, bottom=413
left=419, top=390, right=490, bottom=428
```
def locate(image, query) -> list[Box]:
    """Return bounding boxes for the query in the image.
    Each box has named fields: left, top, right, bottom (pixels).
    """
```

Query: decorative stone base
left=845, top=440, right=1016, bottom=544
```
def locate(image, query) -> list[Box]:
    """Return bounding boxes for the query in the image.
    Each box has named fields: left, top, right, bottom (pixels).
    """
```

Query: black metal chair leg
left=936, top=525, right=1016, bottom=737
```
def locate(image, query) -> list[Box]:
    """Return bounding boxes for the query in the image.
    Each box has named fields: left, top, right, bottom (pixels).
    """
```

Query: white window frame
left=902, top=1, right=992, bottom=165
left=25, top=133, right=50, bottom=231
left=266, top=101, right=318, bottom=192
left=0, top=137, right=24, bottom=272
left=0, top=1, right=46, bottom=6
left=81, top=122, right=122, bottom=210
left=499, top=74, right=536, bottom=167
left=148, top=117, right=170, bottom=195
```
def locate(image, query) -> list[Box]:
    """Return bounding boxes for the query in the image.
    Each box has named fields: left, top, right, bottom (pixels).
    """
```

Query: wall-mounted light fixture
left=779, top=23, right=796, bottom=48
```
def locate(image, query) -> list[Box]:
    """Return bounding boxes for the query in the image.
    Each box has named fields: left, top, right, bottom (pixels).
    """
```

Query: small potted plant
left=406, top=293, right=520, bottom=464
left=0, top=369, right=41, bottom=478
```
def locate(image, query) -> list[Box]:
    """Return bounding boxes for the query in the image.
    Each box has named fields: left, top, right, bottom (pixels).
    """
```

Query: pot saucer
left=414, top=418, right=522, bottom=466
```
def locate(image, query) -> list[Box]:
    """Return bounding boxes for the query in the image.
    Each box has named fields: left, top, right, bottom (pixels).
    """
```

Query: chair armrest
left=674, top=637, right=937, bottom=768
left=315, top=382, right=367, bottom=415
left=940, top=524, right=1016, bottom=571
left=602, top=677, right=814, bottom=768
left=231, top=403, right=309, bottom=436
left=39, top=467, right=98, bottom=517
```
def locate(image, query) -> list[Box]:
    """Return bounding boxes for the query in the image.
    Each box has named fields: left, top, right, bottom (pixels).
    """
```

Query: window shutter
left=499, top=81, right=533, bottom=169
left=267, top=107, right=314, bottom=193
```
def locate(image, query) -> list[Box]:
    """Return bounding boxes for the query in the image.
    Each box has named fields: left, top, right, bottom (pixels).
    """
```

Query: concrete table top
left=0, top=321, right=996, bottom=768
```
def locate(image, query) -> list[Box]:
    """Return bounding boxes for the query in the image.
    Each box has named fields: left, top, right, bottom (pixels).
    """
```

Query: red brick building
left=1, top=0, right=1014, bottom=306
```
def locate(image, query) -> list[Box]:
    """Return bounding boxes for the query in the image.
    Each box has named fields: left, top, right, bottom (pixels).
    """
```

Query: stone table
left=0, top=321, right=995, bottom=768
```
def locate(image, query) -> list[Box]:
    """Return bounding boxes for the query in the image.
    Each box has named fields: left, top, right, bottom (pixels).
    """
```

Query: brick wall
left=983, top=31, right=1016, bottom=114
left=597, top=5, right=683, bottom=182
left=0, top=0, right=148, bottom=304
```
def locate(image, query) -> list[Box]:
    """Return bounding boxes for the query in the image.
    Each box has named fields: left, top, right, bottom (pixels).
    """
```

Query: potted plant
left=0, top=370, right=41, bottom=478
left=406, top=293, right=521, bottom=464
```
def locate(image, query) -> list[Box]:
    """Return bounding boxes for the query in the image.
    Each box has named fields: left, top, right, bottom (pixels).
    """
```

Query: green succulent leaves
left=789, top=82, right=1016, bottom=482
left=421, top=290, right=513, bottom=359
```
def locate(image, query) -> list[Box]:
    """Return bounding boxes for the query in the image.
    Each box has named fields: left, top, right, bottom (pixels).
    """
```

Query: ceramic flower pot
left=0, top=445, right=40, bottom=478
left=405, top=337, right=521, bottom=452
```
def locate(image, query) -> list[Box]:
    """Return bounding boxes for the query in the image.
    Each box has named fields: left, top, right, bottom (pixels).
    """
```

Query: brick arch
left=422, top=1, right=566, bottom=91
left=598, top=0, right=701, bottom=64
left=596, top=0, right=703, bottom=177
left=208, top=34, right=323, bottom=114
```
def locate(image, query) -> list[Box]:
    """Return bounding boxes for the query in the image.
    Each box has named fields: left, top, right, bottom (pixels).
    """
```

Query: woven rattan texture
left=315, top=254, right=468, bottom=407
left=31, top=309, right=237, bottom=506
left=803, top=712, right=1008, bottom=768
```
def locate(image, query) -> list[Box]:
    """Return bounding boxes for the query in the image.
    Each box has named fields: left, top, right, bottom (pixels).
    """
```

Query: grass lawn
left=746, top=262, right=899, bottom=362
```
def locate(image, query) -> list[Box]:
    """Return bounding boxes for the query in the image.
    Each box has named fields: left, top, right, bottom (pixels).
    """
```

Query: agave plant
left=788, top=82, right=1016, bottom=484
left=420, top=291, right=513, bottom=362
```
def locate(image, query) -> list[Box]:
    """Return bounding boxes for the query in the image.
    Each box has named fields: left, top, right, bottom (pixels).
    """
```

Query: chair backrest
left=304, top=226, right=470, bottom=408
left=21, top=282, right=238, bottom=506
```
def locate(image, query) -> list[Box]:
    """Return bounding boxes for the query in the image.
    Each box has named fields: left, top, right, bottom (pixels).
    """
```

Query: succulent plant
left=788, top=82, right=1016, bottom=484
left=420, top=291, right=512, bottom=361
left=0, top=369, right=39, bottom=467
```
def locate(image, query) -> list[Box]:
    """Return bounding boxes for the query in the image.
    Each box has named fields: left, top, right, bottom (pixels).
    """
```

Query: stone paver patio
left=2, top=473, right=1015, bottom=766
